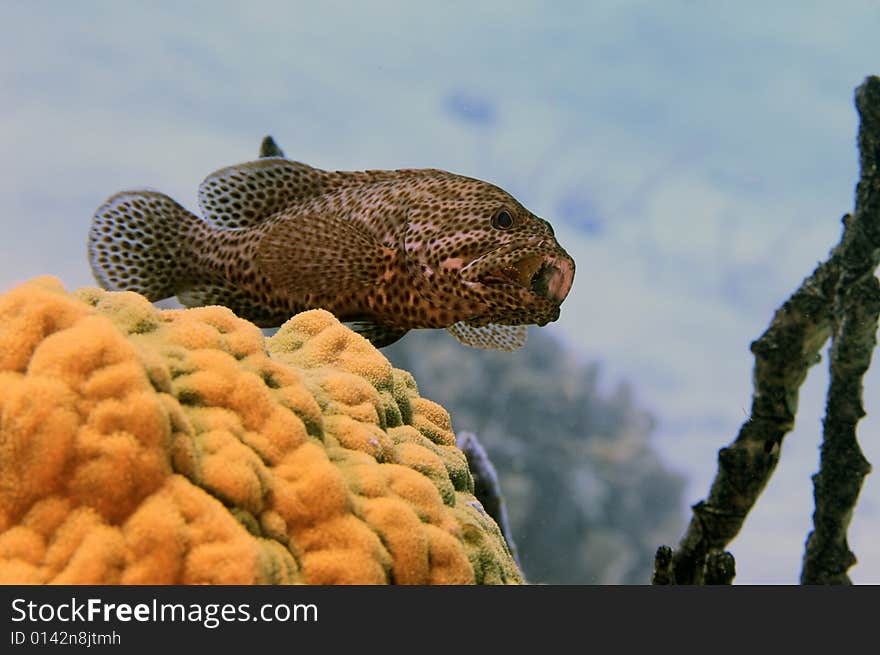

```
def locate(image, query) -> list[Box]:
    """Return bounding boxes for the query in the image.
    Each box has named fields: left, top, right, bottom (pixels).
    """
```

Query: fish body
left=89, top=149, right=574, bottom=350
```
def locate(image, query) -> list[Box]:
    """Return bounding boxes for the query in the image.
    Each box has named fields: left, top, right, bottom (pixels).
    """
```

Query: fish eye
left=491, top=209, right=514, bottom=230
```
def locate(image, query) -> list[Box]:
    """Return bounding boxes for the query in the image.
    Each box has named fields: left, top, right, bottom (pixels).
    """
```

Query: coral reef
left=0, top=277, right=521, bottom=584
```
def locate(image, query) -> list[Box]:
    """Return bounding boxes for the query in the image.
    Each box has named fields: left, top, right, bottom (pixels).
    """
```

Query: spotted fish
left=88, top=137, right=575, bottom=350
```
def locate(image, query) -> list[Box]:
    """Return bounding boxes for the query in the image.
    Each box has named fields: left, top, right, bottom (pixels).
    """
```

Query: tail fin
left=88, top=191, right=197, bottom=301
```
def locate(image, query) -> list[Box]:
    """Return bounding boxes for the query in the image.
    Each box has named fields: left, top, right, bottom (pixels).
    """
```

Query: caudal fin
left=88, top=191, right=197, bottom=301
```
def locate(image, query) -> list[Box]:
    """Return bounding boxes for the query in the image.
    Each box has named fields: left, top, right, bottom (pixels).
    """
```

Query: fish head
left=402, top=172, right=575, bottom=327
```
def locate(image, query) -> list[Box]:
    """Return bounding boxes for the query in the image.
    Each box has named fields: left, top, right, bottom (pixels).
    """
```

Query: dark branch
left=801, top=77, right=880, bottom=584
left=704, top=551, right=736, bottom=585
left=654, top=75, right=880, bottom=585
left=457, top=431, right=522, bottom=572
left=652, top=546, right=674, bottom=585
left=668, top=254, right=837, bottom=583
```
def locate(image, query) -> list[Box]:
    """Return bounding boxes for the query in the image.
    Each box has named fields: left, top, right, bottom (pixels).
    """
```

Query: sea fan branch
left=654, top=75, right=880, bottom=585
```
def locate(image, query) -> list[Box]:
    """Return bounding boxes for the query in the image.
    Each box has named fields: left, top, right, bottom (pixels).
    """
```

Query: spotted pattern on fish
left=89, top=148, right=575, bottom=350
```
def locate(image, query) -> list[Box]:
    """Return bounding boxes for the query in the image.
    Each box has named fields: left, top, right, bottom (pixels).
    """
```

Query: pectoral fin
left=258, top=212, right=395, bottom=299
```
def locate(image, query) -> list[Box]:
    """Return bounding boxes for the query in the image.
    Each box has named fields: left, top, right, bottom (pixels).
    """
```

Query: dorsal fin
left=197, top=158, right=345, bottom=230
left=446, top=322, right=527, bottom=351
left=259, top=135, right=285, bottom=158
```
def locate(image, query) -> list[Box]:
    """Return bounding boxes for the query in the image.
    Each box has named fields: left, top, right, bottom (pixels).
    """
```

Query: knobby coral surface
left=0, top=277, right=521, bottom=584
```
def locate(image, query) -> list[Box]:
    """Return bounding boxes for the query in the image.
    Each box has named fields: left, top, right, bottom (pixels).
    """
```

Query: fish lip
left=477, top=251, right=574, bottom=304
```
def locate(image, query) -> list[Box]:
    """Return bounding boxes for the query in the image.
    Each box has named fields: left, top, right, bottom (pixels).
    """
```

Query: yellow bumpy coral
left=0, top=277, right=521, bottom=584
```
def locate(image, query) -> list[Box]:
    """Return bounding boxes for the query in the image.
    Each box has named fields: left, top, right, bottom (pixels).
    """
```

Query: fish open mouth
left=481, top=253, right=574, bottom=303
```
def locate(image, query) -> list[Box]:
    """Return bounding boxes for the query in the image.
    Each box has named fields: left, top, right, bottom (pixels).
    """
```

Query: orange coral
left=0, top=277, right=521, bottom=584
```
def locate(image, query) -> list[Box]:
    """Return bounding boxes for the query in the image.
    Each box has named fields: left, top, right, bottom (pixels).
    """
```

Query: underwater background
left=1, top=0, right=878, bottom=583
